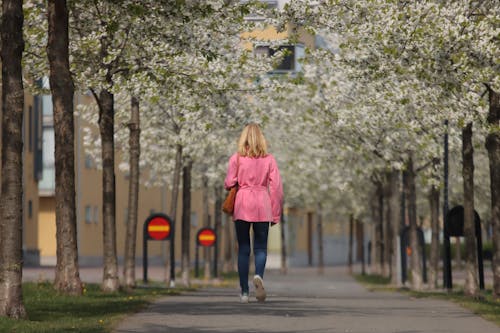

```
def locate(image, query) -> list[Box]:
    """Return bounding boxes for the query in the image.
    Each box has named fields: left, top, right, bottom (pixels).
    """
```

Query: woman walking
left=224, top=123, right=283, bottom=303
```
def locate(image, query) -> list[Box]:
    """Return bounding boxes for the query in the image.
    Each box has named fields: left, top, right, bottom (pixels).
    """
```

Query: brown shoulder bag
left=222, top=155, right=239, bottom=215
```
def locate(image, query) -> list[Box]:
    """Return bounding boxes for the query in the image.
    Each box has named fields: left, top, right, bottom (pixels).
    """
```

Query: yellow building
left=36, top=90, right=173, bottom=266
left=35, top=89, right=231, bottom=270
left=23, top=92, right=41, bottom=266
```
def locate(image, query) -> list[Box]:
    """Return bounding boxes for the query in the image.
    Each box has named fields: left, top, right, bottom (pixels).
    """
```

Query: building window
left=28, top=200, right=33, bottom=219
left=124, top=207, right=129, bottom=224
left=84, top=154, right=94, bottom=169
left=191, top=212, right=198, bottom=227
left=39, top=127, right=55, bottom=194
left=94, top=206, right=99, bottom=224
left=254, top=44, right=305, bottom=73
left=149, top=208, right=155, bottom=216
left=33, top=96, right=43, bottom=181
left=85, top=206, right=92, bottom=224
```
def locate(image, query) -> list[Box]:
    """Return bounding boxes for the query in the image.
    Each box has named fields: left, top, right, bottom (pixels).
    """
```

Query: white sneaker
left=240, top=293, right=249, bottom=303
left=253, top=275, right=266, bottom=302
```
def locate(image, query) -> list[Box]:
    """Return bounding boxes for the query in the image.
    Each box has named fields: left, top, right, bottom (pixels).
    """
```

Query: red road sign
left=197, top=228, right=216, bottom=247
left=147, top=216, right=171, bottom=240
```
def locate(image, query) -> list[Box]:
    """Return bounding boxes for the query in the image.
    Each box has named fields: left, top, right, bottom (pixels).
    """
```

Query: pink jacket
left=224, top=153, right=283, bottom=223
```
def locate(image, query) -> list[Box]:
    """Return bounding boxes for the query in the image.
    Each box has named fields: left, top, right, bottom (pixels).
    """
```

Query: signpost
left=143, top=213, right=174, bottom=283
left=444, top=205, right=484, bottom=290
left=195, top=227, right=217, bottom=278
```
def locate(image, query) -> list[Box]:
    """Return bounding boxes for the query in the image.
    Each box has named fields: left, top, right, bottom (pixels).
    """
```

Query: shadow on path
left=113, top=267, right=500, bottom=333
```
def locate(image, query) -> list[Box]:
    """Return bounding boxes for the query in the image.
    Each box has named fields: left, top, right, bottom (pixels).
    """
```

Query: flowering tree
left=277, top=0, right=498, bottom=294
left=99, top=0, right=274, bottom=286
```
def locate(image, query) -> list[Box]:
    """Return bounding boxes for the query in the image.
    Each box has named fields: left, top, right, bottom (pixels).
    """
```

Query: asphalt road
left=112, top=266, right=500, bottom=333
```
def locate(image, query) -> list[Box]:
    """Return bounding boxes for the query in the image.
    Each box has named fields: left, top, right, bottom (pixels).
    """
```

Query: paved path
left=113, top=266, right=499, bottom=333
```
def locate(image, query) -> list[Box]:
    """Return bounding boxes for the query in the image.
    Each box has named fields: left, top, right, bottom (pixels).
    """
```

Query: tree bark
left=455, top=237, right=463, bottom=269
left=485, top=87, right=500, bottom=299
left=369, top=198, right=376, bottom=274
left=387, top=170, right=400, bottom=285
left=47, top=0, right=83, bottom=296
left=462, top=122, right=479, bottom=296
left=356, top=219, right=366, bottom=275
left=348, top=214, right=354, bottom=274
left=202, top=175, right=211, bottom=280
left=222, top=212, right=234, bottom=273
left=370, top=183, right=383, bottom=275
left=428, top=184, right=440, bottom=289
left=280, top=208, right=287, bottom=274
left=98, top=89, right=119, bottom=292
left=369, top=223, right=377, bottom=274
left=317, top=203, right=324, bottom=275
left=181, top=159, right=193, bottom=286
left=405, top=156, right=422, bottom=290
left=123, top=97, right=140, bottom=289
left=383, top=192, right=391, bottom=277
left=165, top=143, right=182, bottom=286
left=307, top=212, right=313, bottom=266
left=213, top=185, right=222, bottom=278
left=0, top=0, right=27, bottom=318
left=377, top=182, right=385, bottom=276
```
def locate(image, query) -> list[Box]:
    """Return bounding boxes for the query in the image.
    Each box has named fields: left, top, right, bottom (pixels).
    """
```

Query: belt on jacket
left=239, top=185, right=268, bottom=191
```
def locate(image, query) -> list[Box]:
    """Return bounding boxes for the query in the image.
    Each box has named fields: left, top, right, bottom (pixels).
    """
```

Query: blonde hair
left=237, top=123, right=268, bottom=157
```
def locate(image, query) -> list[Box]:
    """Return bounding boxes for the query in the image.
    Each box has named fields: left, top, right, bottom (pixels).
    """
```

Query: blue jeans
left=234, top=220, right=270, bottom=294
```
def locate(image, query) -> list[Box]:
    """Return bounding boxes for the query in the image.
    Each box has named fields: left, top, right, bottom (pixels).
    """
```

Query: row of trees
left=275, top=0, right=499, bottom=297
left=1, top=0, right=279, bottom=318
left=1, top=0, right=498, bottom=320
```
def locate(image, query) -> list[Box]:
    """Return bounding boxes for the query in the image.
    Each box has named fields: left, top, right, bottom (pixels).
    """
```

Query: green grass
left=0, top=282, right=187, bottom=333
left=354, top=274, right=500, bottom=327
left=407, top=289, right=500, bottom=327
left=354, top=274, right=393, bottom=291
left=219, top=271, right=239, bottom=281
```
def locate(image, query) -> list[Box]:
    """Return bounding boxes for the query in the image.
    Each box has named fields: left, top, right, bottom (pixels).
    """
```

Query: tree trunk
left=47, top=0, right=83, bottom=296
left=369, top=224, right=377, bottom=274
left=462, top=122, right=479, bottom=296
left=356, top=219, right=366, bottom=275
left=370, top=184, right=383, bottom=275
left=213, top=185, right=222, bottom=278
left=280, top=208, right=287, bottom=274
left=406, top=156, right=423, bottom=291
left=202, top=175, right=211, bottom=280
left=165, top=143, right=182, bottom=286
left=387, top=170, right=400, bottom=285
left=455, top=237, right=463, bottom=269
left=307, top=212, right=313, bottom=266
left=0, top=0, right=27, bottom=318
left=223, top=205, right=236, bottom=273
left=485, top=87, right=500, bottom=299
left=348, top=214, right=354, bottom=274
left=377, top=182, right=385, bottom=276
left=98, top=89, right=119, bottom=292
left=383, top=192, right=391, bottom=278
left=181, top=159, right=193, bottom=286
left=428, top=184, right=440, bottom=289
left=316, top=203, right=324, bottom=275
left=123, top=97, right=140, bottom=289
